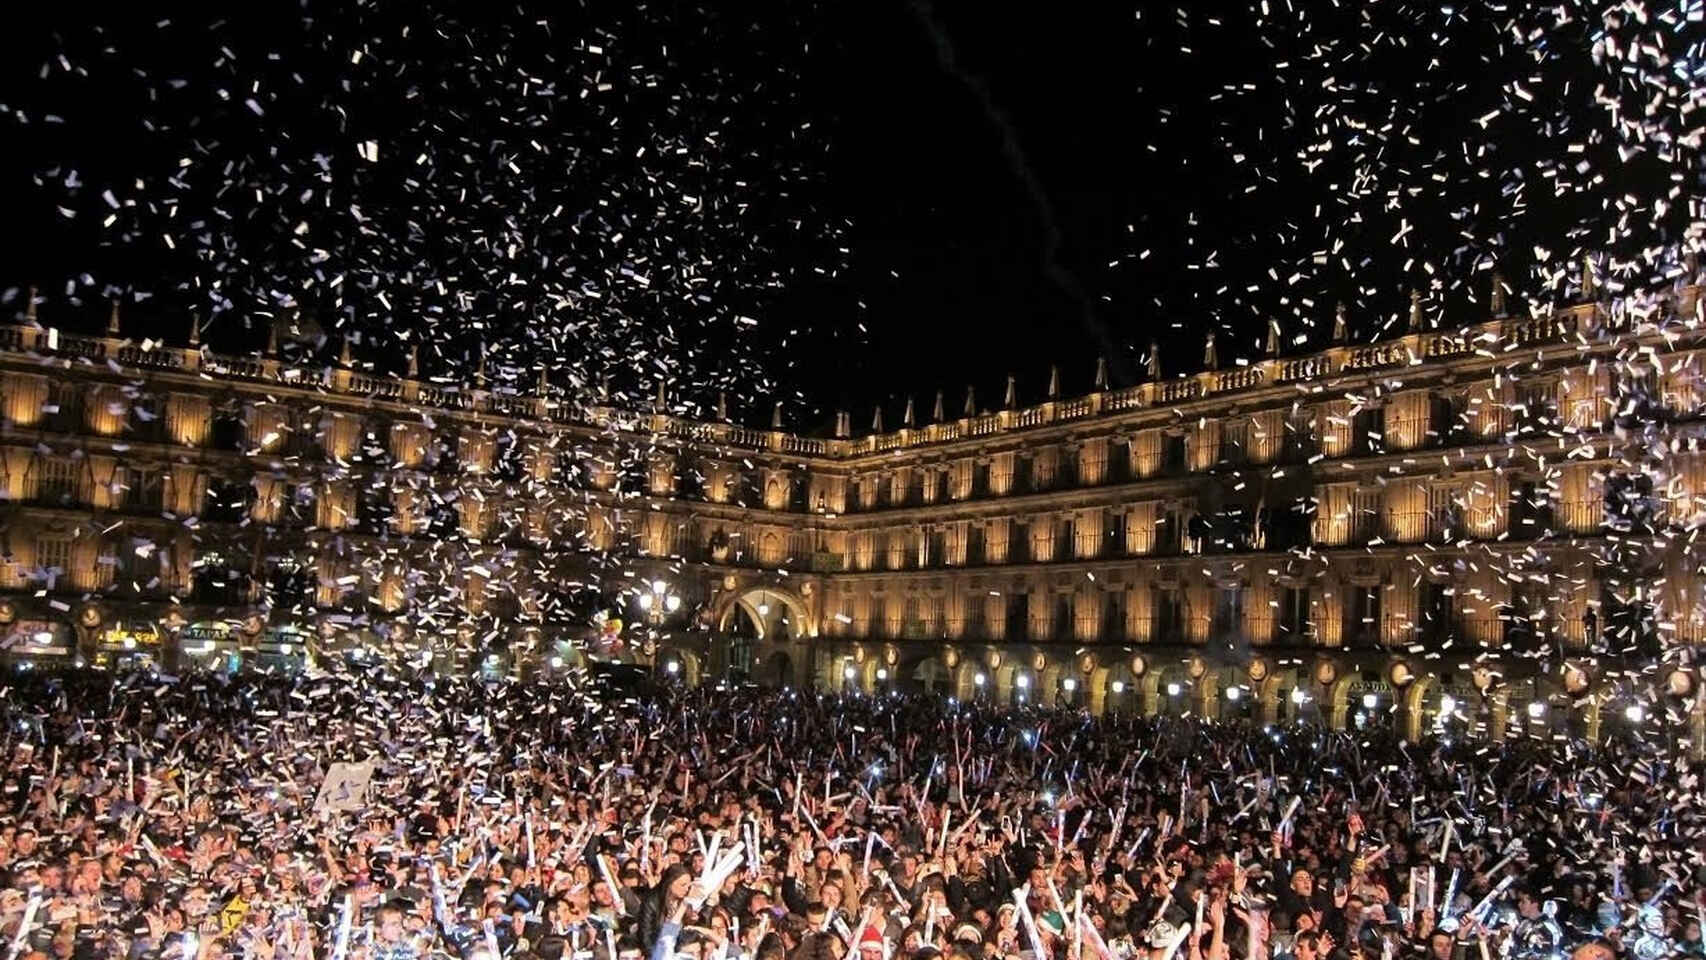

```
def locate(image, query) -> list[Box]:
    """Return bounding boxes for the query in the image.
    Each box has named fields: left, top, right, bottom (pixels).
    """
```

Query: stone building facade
left=2, top=283, right=1704, bottom=748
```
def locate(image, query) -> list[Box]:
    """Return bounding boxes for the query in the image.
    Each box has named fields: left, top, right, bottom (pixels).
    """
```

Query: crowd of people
left=0, top=665, right=1698, bottom=960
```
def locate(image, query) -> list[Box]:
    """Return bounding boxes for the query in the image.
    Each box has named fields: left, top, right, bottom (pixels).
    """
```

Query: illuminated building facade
left=2, top=280, right=1704, bottom=748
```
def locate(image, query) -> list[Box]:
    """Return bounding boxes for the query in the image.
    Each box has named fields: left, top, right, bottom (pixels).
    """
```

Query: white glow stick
left=330, top=895, right=353, bottom=960
left=1157, top=924, right=1192, bottom=960
left=1013, top=887, right=1052, bottom=960
left=597, top=855, right=628, bottom=916
left=5, top=896, right=40, bottom=960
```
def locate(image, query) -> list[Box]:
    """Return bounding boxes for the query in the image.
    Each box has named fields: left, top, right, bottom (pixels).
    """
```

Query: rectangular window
left=38, top=457, right=77, bottom=504
left=35, top=537, right=71, bottom=581
left=1279, top=587, right=1311, bottom=645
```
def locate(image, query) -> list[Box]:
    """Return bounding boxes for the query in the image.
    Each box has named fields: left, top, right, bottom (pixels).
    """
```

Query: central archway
left=710, top=585, right=813, bottom=688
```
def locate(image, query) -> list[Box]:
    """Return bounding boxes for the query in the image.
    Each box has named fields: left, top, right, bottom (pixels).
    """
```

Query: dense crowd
left=0, top=667, right=1699, bottom=960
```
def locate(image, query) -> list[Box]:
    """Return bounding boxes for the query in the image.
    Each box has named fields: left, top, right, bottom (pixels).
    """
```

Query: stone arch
left=901, top=654, right=950, bottom=696
left=1104, top=661, right=1138, bottom=715
left=1487, top=687, right=1513, bottom=740
left=715, top=585, right=812, bottom=640
left=760, top=649, right=794, bottom=689
left=952, top=659, right=983, bottom=701
left=1084, top=665, right=1112, bottom=715
left=1400, top=676, right=1437, bottom=743
left=1223, top=665, right=1262, bottom=723
left=658, top=647, right=703, bottom=687
left=1039, top=658, right=1067, bottom=708
left=1136, top=666, right=1164, bottom=717
left=993, top=660, right=1020, bottom=704
left=1256, top=670, right=1291, bottom=726
left=1325, top=673, right=1357, bottom=731
left=1151, top=664, right=1191, bottom=717
left=1194, top=668, right=1224, bottom=721
left=1572, top=691, right=1604, bottom=744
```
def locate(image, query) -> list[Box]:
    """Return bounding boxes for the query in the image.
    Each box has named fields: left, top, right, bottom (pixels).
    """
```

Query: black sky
left=0, top=2, right=1678, bottom=429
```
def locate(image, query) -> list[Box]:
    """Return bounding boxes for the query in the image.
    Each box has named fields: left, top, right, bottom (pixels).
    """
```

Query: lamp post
left=637, top=580, right=682, bottom=626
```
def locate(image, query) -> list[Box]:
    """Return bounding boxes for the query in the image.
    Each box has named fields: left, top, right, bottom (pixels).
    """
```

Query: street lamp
left=1166, top=682, right=1182, bottom=697
left=637, top=580, right=682, bottom=625
left=1625, top=704, right=1645, bottom=722
left=1110, top=681, right=1125, bottom=694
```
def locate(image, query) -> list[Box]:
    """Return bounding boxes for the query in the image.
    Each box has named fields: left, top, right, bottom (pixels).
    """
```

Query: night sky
left=0, top=2, right=1693, bottom=428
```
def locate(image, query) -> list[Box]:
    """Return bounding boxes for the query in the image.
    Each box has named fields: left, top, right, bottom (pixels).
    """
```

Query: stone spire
left=1265, top=318, right=1281, bottom=356
left=537, top=365, right=549, bottom=395
left=717, top=391, right=729, bottom=421
left=1203, top=333, right=1218, bottom=371
left=107, top=300, right=121, bottom=335
left=475, top=342, right=487, bottom=387
left=932, top=389, right=945, bottom=422
left=1408, top=289, right=1423, bottom=333
left=1003, top=375, right=1016, bottom=409
left=1146, top=341, right=1161, bottom=380
left=771, top=401, right=783, bottom=430
left=23, top=286, right=37, bottom=325
left=189, top=315, right=201, bottom=347
left=1332, top=302, right=1348, bottom=343
left=835, top=410, right=849, bottom=438
left=653, top=379, right=665, bottom=410
left=339, top=335, right=352, bottom=367
left=902, top=395, right=915, bottom=427
left=1047, top=365, right=1060, bottom=399
left=871, top=405, right=884, bottom=433
left=964, top=386, right=976, bottom=417
left=1490, top=271, right=1507, bottom=316
left=1581, top=254, right=1596, bottom=300
left=1094, top=357, right=1108, bottom=390
left=406, top=344, right=418, bottom=377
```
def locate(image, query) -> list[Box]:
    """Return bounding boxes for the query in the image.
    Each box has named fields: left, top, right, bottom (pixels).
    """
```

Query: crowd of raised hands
left=0, top=667, right=1699, bottom=960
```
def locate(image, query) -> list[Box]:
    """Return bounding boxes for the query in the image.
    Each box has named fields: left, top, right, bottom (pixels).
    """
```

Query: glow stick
left=1078, top=909, right=1115, bottom=960
left=1124, top=827, right=1151, bottom=861
left=1277, top=797, right=1302, bottom=833
left=1013, top=887, right=1052, bottom=960
left=1480, top=844, right=1522, bottom=881
left=1071, top=889, right=1084, bottom=960
left=330, top=895, right=353, bottom=960
left=1439, top=867, right=1460, bottom=919
left=1465, top=876, right=1515, bottom=927
left=597, top=855, right=628, bottom=916
left=1157, top=924, right=1192, bottom=960
left=5, top=896, right=40, bottom=960
left=840, top=908, right=875, bottom=960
